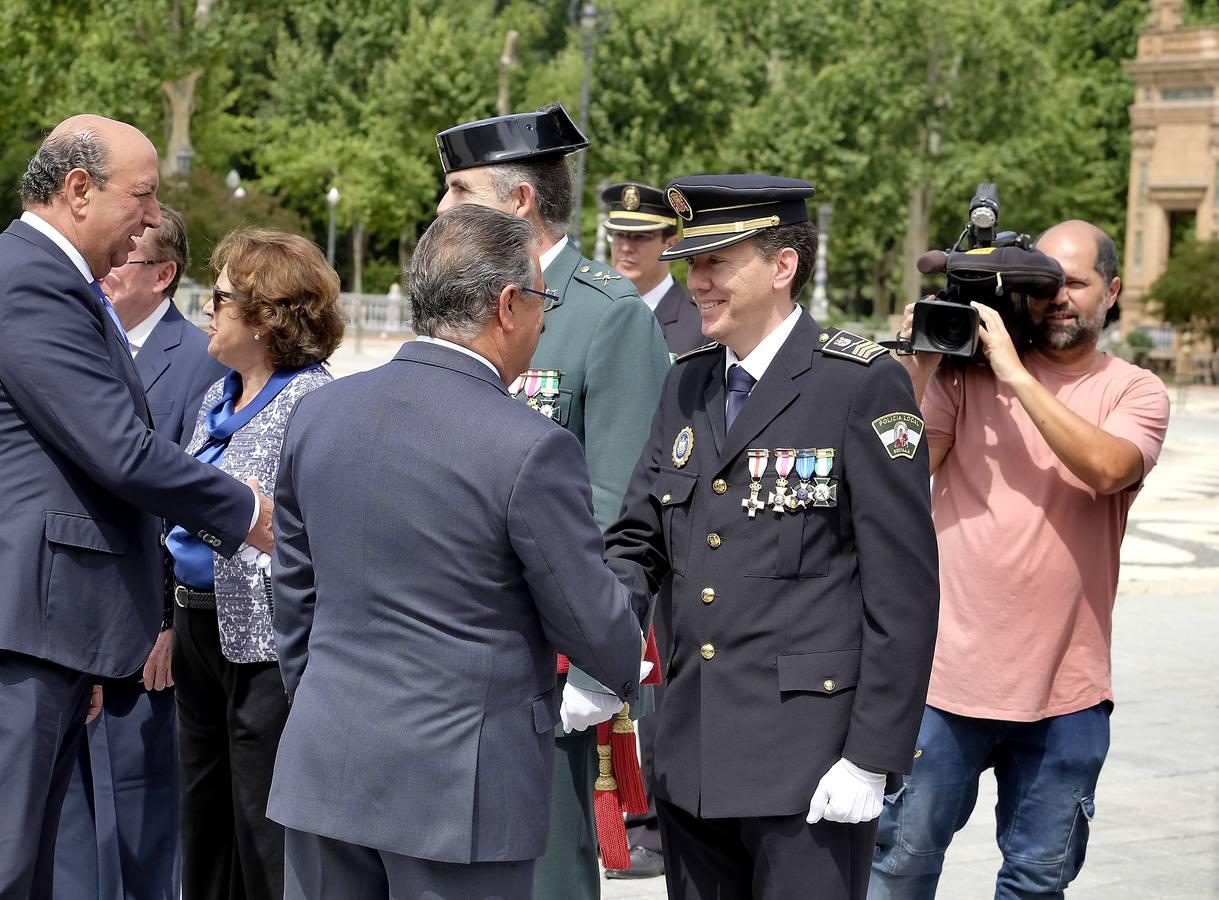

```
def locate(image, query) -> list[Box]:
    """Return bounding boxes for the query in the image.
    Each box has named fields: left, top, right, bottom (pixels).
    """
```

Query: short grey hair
left=488, top=156, right=573, bottom=237
left=409, top=205, right=537, bottom=341
left=20, top=128, right=112, bottom=207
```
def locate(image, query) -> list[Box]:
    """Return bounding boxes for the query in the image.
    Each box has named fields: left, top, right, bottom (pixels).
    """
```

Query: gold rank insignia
left=592, top=271, right=622, bottom=286
left=622, top=185, right=640, bottom=211
left=672, top=426, right=694, bottom=468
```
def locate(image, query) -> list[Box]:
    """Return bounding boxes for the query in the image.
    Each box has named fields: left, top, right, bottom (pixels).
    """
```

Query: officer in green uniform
left=436, top=104, right=671, bottom=900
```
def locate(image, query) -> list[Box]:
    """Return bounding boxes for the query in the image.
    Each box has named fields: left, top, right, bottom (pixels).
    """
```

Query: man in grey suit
left=0, top=115, right=272, bottom=899
left=268, top=204, right=647, bottom=900
left=54, top=203, right=225, bottom=900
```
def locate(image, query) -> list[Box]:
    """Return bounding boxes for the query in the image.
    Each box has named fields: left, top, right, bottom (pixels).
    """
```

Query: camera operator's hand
left=971, top=302, right=1030, bottom=388
left=897, top=300, right=941, bottom=405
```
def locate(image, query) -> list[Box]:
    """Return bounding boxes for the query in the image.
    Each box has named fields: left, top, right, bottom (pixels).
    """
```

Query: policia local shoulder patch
left=872, top=413, right=924, bottom=460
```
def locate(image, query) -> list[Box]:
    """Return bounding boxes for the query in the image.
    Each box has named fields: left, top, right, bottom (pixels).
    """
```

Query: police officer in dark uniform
left=436, top=106, right=671, bottom=899
left=603, top=182, right=703, bottom=357
left=603, top=175, right=940, bottom=900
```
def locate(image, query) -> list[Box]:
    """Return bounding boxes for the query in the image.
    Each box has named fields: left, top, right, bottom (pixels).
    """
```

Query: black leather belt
left=174, top=583, right=216, bottom=610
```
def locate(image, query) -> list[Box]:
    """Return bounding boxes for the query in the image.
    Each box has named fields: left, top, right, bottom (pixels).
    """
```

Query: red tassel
left=593, top=725, right=631, bottom=871
left=642, top=627, right=662, bottom=685
left=610, top=706, right=648, bottom=814
left=556, top=653, right=571, bottom=675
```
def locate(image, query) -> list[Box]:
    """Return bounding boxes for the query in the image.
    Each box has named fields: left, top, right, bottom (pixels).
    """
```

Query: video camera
left=908, top=184, right=1064, bottom=358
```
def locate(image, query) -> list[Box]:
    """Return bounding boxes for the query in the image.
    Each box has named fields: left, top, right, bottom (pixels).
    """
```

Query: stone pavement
left=325, top=339, right=1219, bottom=898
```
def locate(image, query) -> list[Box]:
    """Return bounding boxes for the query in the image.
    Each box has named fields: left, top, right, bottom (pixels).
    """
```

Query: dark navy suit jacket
left=135, top=301, right=227, bottom=445
left=653, top=278, right=704, bottom=356
left=268, top=341, right=645, bottom=864
left=0, top=220, right=254, bottom=678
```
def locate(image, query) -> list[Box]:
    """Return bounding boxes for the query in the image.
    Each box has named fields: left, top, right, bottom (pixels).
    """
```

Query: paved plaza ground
left=331, top=337, right=1219, bottom=899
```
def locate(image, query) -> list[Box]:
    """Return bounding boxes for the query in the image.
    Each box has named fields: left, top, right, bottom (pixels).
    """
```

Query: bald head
left=1036, top=219, right=1119, bottom=291
left=19, top=114, right=162, bottom=278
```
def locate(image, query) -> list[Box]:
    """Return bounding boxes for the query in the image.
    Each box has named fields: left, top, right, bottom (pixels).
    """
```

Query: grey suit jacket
left=135, top=301, right=227, bottom=445
left=267, top=341, right=644, bottom=863
left=653, top=278, right=705, bottom=356
left=0, top=220, right=254, bottom=677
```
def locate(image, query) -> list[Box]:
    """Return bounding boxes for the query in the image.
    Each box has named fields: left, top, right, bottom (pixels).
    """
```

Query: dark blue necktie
left=91, top=279, right=131, bottom=351
left=725, top=363, right=756, bottom=431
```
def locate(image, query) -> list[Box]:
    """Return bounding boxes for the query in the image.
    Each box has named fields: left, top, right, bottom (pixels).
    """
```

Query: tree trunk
left=161, top=72, right=201, bottom=179
left=497, top=31, right=519, bottom=117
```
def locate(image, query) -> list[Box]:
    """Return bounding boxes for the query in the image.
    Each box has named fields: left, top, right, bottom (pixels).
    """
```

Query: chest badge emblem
left=672, top=426, right=694, bottom=468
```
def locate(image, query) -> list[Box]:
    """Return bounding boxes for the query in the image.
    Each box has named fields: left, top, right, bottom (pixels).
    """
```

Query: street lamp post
left=326, top=186, right=340, bottom=269
left=571, top=2, right=599, bottom=250
left=811, top=203, right=832, bottom=321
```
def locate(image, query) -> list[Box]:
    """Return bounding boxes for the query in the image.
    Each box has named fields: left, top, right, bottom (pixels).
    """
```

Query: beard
left=1032, top=301, right=1107, bottom=352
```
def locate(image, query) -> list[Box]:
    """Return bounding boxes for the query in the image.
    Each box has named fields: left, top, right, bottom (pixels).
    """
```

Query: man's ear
left=495, top=283, right=519, bottom=332
left=154, top=261, right=177, bottom=295
left=513, top=181, right=537, bottom=220
left=63, top=168, right=92, bottom=217
left=1105, top=276, right=1121, bottom=309
left=771, top=247, right=799, bottom=293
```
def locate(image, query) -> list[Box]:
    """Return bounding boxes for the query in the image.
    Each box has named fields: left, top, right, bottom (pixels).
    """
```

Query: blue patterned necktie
left=91, top=279, right=131, bottom=351
left=725, top=363, right=756, bottom=431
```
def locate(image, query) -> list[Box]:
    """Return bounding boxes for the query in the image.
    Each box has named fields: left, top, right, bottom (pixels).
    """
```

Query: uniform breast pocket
left=649, top=468, right=698, bottom=576
left=744, top=507, right=830, bottom=579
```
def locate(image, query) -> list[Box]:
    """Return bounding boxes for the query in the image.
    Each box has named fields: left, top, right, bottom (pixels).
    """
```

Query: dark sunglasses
left=212, top=286, right=236, bottom=308
left=520, top=286, right=562, bottom=312
left=123, top=258, right=167, bottom=266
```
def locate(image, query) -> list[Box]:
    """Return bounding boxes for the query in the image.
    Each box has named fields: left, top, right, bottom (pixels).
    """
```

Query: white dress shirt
left=20, top=211, right=94, bottom=283
left=640, top=274, right=675, bottom=313
left=414, top=336, right=501, bottom=379
left=724, top=304, right=806, bottom=387
left=126, top=297, right=172, bottom=357
left=539, top=235, right=568, bottom=274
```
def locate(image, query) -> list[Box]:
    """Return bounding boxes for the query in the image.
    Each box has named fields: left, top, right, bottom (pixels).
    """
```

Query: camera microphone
left=916, top=250, right=948, bottom=275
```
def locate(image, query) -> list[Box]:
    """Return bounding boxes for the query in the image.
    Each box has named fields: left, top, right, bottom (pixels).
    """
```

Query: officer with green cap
left=436, top=104, right=671, bottom=899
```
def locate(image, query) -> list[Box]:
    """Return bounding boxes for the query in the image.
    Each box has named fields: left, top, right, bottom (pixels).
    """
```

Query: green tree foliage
left=0, top=0, right=1206, bottom=302
left=1149, top=240, right=1219, bottom=342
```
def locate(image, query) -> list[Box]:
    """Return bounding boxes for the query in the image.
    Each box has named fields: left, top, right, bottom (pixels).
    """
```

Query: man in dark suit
left=268, top=204, right=645, bottom=900
left=54, top=203, right=226, bottom=900
left=0, top=115, right=272, bottom=899
left=604, top=181, right=704, bottom=357
left=436, top=104, right=671, bottom=897
left=604, top=175, right=940, bottom=900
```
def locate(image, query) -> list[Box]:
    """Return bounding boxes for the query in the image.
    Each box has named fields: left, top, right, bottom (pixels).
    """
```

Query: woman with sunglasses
left=167, top=228, right=344, bottom=900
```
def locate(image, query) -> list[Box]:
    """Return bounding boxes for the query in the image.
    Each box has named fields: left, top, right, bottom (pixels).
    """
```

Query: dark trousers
left=532, top=728, right=599, bottom=900
left=173, top=604, right=289, bottom=900
left=53, top=678, right=180, bottom=900
left=656, top=796, right=877, bottom=900
left=0, top=651, right=91, bottom=899
left=284, top=828, right=535, bottom=900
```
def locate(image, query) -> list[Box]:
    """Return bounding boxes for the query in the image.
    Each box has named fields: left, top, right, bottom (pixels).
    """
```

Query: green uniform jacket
left=529, top=239, right=670, bottom=699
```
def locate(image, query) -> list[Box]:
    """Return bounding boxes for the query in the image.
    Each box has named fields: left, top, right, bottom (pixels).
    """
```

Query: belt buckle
left=174, top=584, right=188, bottom=608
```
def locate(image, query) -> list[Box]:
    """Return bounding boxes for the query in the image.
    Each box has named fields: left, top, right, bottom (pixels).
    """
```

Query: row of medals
left=509, top=369, right=562, bottom=420
left=742, top=448, right=836, bottom=518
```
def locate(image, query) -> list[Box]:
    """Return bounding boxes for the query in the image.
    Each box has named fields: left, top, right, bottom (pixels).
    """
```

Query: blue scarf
left=199, top=365, right=320, bottom=456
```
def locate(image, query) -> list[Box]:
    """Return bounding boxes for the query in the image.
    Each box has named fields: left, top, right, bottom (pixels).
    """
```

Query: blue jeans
left=869, top=703, right=1110, bottom=900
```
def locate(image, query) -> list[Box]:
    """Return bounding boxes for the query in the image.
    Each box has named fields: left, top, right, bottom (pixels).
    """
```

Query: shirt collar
left=20, top=211, right=95, bottom=284
left=126, top=297, right=173, bottom=355
left=725, top=304, right=805, bottom=383
left=640, top=274, right=675, bottom=312
left=413, top=336, right=501, bottom=380
left=539, top=235, right=568, bottom=275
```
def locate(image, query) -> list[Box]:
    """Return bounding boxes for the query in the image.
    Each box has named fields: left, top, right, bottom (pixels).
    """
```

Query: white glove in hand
left=558, top=660, right=654, bottom=734
left=806, top=758, right=887, bottom=824
left=559, top=684, right=623, bottom=733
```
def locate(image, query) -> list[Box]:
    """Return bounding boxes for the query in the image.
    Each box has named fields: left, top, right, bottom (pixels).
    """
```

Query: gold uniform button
left=700, top=643, right=716, bottom=660
left=706, top=533, right=721, bottom=549
left=712, top=478, right=728, bottom=494
left=701, top=588, right=715, bottom=604
left=661, top=493, right=672, bottom=504
left=823, top=679, right=836, bottom=692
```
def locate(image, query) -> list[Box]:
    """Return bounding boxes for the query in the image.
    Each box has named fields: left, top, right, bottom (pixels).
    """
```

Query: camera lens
left=926, top=306, right=974, bottom=352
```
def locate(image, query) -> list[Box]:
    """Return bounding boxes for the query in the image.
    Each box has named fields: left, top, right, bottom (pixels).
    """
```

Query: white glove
left=806, top=758, right=887, bottom=824
left=558, top=660, right=654, bottom=734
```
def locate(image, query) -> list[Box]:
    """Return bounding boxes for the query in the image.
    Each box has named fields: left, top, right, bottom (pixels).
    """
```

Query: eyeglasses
left=123, top=259, right=166, bottom=266
left=212, top=286, right=236, bottom=308
left=520, top=286, right=562, bottom=312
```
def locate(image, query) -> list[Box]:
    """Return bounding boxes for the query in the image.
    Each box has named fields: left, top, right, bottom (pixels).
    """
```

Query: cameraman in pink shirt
left=869, top=220, right=1170, bottom=900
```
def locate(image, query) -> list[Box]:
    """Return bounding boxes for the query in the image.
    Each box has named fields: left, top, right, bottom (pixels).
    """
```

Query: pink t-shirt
left=922, top=352, right=1169, bottom=721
